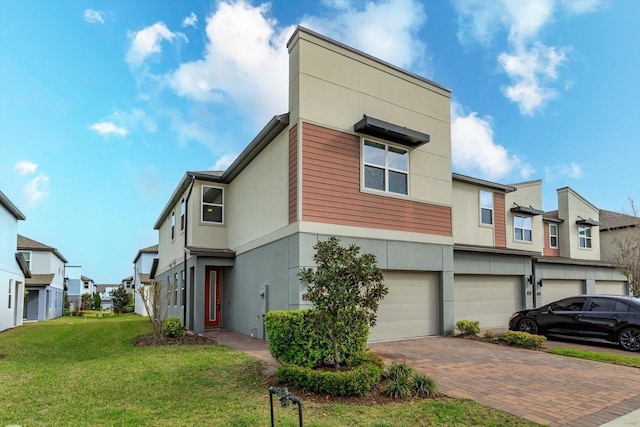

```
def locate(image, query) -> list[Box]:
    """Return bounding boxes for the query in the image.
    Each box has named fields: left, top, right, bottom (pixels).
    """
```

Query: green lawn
left=547, top=347, right=640, bottom=368
left=0, top=315, right=540, bottom=426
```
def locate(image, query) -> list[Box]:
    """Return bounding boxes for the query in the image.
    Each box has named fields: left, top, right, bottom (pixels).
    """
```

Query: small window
left=514, top=215, right=532, bottom=242
left=171, top=212, right=175, bottom=240
left=202, top=186, right=224, bottom=223
left=8, top=279, right=12, bottom=309
left=479, top=191, right=493, bottom=225
left=181, top=270, right=186, bottom=307
left=363, top=140, right=408, bottom=195
left=19, top=251, right=30, bottom=270
left=549, top=224, right=558, bottom=248
left=550, top=297, right=585, bottom=312
left=174, top=273, right=179, bottom=306
left=578, top=226, right=592, bottom=248
left=588, top=298, right=617, bottom=312
left=180, top=198, right=185, bottom=230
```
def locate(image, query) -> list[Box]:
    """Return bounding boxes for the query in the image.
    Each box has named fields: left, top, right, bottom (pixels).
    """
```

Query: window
left=18, top=251, right=30, bottom=270
left=588, top=298, right=617, bottom=312
left=514, top=215, right=532, bottom=242
left=174, top=273, right=179, bottom=306
left=180, top=198, right=185, bottom=230
left=202, top=186, right=224, bottom=223
left=480, top=191, right=493, bottom=225
left=549, top=224, right=558, bottom=248
left=8, top=279, right=12, bottom=309
left=181, top=270, right=186, bottom=307
left=84, top=281, right=89, bottom=289
left=363, top=140, right=408, bottom=195
left=578, top=226, right=592, bottom=248
left=549, top=297, right=585, bottom=312
left=171, top=212, right=175, bottom=240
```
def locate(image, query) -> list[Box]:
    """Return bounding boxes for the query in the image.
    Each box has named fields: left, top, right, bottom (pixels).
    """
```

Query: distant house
left=65, top=266, right=94, bottom=311
left=152, top=27, right=631, bottom=340
left=0, top=191, right=29, bottom=332
left=17, top=235, right=67, bottom=321
left=95, top=284, right=120, bottom=309
left=132, top=244, right=158, bottom=317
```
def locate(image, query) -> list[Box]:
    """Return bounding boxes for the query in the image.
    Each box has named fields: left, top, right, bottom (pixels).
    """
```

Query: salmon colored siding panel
left=301, top=123, right=452, bottom=236
left=543, top=222, right=560, bottom=256
left=289, top=125, right=298, bottom=224
left=494, top=192, right=506, bottom=247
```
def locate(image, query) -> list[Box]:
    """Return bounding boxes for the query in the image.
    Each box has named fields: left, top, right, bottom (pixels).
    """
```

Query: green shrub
left=499, top=331, right=546, bottom=349
left=455, top=320, right=480, bottom=335
left=163, top=317, right=184, bottom=338
left=411, top=372, right=439, bottom=398
left=276, top=353, right=383, bottom=396
left=386, top=360, right=412, bottom=381
left=382, top=360, right=439, bottom=399
left=483, top=330, right=495, bottom=339
left=383, top=375, right=412, bottom=399
left=264, top=310, right=325, bottom=368
left=63, top=309, right=70, bottom=316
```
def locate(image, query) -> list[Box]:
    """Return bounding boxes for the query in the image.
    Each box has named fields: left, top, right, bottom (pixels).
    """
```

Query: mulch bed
left=133, top=334, right=217, bottom=347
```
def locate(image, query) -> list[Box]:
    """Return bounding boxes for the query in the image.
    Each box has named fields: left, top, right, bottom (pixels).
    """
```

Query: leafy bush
left=499, top=331, right=546, bottom=349
left=455, top=320, right=480, bottom=335
left=382, top=360, right=439, bottom=399
left=386, top=360, right=413, bottom=381
left=277, top=354, right=383, bottom=397
left=163, top=317, right=184, bottom=338
left=411, top=372, right=439, bottom=398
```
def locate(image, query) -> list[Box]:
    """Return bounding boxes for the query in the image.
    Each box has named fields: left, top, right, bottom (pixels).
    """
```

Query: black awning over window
left=354, top=115, right=430, bottom=148
left=510, top=206, right=545, bottom=216
left=576, top=218, right=602, bottom=226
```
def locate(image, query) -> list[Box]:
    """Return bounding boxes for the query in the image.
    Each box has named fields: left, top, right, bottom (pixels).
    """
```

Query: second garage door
left=595, top=280, right=628, bottom=296
left=369, top=271, right=439, bottom=342
left=454, top=275, right=523, bottom=328
left=540, top=279, right=584, bottom=305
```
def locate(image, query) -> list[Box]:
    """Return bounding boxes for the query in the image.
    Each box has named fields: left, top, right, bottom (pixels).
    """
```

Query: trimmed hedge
left=455, top=320, right=480, bottom=335
left=499, top=331, right=546, bottom=349
left=164, top=317, right=184, bottom=338
left=277, top=353, right=384, bottom=396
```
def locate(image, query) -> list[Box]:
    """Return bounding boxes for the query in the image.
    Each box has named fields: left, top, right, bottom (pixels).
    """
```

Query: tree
left=92, top=293, right=102, bottom=310
left=138, top=280, right=175, bottom=339
left=608, top=199, right=640, bottom=295
left=81, top=293, right=93, bottom=311
left=110, top=285, right=130, bottom=314
left=299, top=237, right=388, bottom=369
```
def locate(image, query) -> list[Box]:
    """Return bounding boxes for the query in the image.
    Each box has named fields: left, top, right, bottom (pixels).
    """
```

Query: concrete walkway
left=207, top=329, right=640, bottom=426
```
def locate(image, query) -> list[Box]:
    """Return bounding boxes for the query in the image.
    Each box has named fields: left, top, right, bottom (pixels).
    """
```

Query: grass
left=547, top=347, right=640, bottom=368
left=0, top=315, right=540, bottom=426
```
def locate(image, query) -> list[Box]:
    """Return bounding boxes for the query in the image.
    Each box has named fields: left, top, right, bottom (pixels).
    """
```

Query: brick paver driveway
left=370, top=337, right=640, bottom=426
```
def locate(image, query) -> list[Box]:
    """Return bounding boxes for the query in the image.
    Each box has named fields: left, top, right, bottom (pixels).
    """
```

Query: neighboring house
left=153, top=27, right=631, bottom=341
left=65, top=267, right=94, bottom=311
left=95, top=284, right=120, bottom=309
left=0, top=191, right=30, bottom=332
left=132, top=244, right=158, bottom=317
left=17, top=235, right=67, bottom=321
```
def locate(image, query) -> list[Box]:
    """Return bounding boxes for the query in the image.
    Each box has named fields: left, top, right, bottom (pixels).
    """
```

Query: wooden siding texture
left=543, top=222, right=560, bottom=256
left=289, top=125, right=298, bottom=224
left=301, top=123, right=452, bottom=236
left=494, top=192, right=506, bottom=247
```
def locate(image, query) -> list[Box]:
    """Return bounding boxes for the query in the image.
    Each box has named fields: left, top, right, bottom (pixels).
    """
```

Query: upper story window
left=18, top=251, right=31, bottom=270
left=514, top=215, right=532, bottom=242
left=578, top=226, right=592, bottom=248
left=171, top=212, right=176, bottom=240
left=180, top=198, right=185, bottom=230
left=549, top=224, right=558, bottom=248
left=202, top=185, right=224, bottom=224
left=480, top=190, right=493, bottom=225
left=363, top=140, right=408, bottom=195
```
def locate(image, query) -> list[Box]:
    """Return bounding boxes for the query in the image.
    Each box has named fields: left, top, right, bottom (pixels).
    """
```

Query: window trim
left=548, top=223, right=558, bottom=249
left=479, top=190, right=493, bottom=226
left=180, top=198, right=185, bottom=231
left=514, top=214, right=533, bottom=242
left=201, top=185, right=225, bottom=224
left=171, top=212, right=175, bottom=240
left=361, top=138, right=409, bottom=196
left=578, top=225, right=592, bottom=249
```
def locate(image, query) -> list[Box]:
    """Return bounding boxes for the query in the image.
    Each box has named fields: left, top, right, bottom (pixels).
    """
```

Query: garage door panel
left=454, top=275, right=522, bottom=328
left=369, top=271, right=439, bottom=342
left=595, top=281, right=628, bottom=296
left=540, top=280, right=583, bottom=306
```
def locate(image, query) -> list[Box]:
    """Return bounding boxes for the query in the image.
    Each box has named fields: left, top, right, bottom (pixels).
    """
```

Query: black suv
left=509, top=295, right=640, bottom=351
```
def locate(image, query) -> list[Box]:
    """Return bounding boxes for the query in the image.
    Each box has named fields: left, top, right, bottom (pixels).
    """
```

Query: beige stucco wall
left=557, top=187, right=601, bottom=260
left=505, top=180, right=543, bottom=253
left=289, top=30, right=452, bottom=208
left=227, top=129, right=290, bottom=249
left=452, top=180, right=495, bottom=246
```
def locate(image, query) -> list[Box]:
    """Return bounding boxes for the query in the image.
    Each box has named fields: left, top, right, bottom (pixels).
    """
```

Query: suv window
left=550, top=297, right=586, bottom=312
left=588, top=298, right=617, bottom=312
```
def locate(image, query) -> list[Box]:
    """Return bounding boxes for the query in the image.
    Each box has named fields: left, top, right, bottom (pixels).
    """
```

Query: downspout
left=183, top=175, right=196, bottom=329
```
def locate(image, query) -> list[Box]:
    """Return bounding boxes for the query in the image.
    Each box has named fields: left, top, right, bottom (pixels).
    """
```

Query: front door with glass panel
left=204, top=267, right=221, bottom=327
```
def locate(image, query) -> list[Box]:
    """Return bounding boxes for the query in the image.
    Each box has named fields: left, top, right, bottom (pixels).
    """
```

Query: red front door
left=204, top=267, right=221, bottom=327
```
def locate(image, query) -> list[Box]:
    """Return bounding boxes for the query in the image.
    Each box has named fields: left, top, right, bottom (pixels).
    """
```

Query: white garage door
left=369, top=271, right=439, bottom=342
left=454, top=275, right=522, bottom=328
left=595, top=281, right=628, bottom=296
left=540, top=279, right=584, bottom=306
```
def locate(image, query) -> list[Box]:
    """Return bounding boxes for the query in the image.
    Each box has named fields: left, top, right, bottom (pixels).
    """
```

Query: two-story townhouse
left=155, top=27, right=454, bottom=340
left=65, top=266, right=94, bottom=311
left=17, top=235, right=67, bottom=321
left=95, top=284, right=120, bottom=309
left=0, top=191, right=30, bottom=332
left=132, top=244, right=158, bottom=317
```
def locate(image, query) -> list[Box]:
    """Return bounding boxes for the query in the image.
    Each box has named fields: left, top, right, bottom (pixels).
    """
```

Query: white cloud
left=112, top=109, right=158, bottom=133
left=14, top=160, right=38, bottom=175
left=545, top=162, right=583, bottom=181
left=89, top=121, right=129, bottom=137
left=451, top=103, right=533, bottom=180
left=126, top=22, right=187, bottom=67
left=212, top=154, right=238, bottom=171
left=182, top=12, right=198, bottom=28
left=561, top=0, right=606, bottom=15
left=83, top=9, right=105, bottom=24
left=498, top=43, right=568, bottom=115
left=24, top=172, right=49, bottom=205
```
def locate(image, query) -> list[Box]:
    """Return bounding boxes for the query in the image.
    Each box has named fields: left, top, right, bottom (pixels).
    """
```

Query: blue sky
left=1, top=0, right=638, bottom=283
